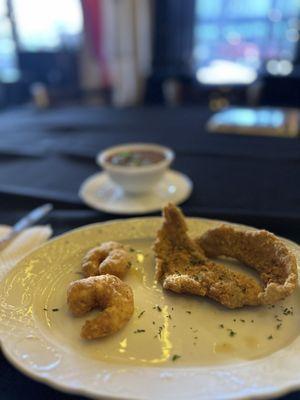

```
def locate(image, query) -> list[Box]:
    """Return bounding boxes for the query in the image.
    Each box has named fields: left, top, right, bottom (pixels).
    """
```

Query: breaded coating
left=67, top=275, right=134, bottom=339
left=196, top=225, right=298, bottom=304
left=154, top=204, right=263, bottom=309
left=82, top=241, right=131, bottom=279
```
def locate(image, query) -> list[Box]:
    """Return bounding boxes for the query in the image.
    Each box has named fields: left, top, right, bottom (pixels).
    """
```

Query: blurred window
left=194, top=0, right=300, bottom=84
left=0, top=0, right=82, bottom=84
left=0, top=0, right=19, bottom=82
left=12, top=0, right=83, bottom=51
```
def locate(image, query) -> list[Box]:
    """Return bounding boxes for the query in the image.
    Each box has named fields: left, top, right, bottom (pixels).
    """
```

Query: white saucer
left=79, top=170, right=193, bottom=214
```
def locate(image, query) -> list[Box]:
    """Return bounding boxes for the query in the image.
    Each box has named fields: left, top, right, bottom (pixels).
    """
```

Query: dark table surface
left=0, top=105, right=299, bottom=399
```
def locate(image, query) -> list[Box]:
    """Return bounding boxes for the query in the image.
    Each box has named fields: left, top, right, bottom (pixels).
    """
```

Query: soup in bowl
left=97, top=143, right=174, bottom=194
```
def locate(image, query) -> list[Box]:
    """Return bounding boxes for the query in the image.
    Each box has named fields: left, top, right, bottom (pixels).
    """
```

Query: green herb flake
left=52, top=308, right=59, bottom=312
left=282, top=307, right=293, bottom=316
left=267, top=335, right=273, bottom=340
left=134, top=329, right=145, bottom=334
left=171, top=354, right=181, bottom=362
left=158, top=326, right=164, bottom=337
left=219, top=324, right=224, bottom=328
left=228, top=329, right=237, bottom=337
left=138, top=310, right=145, bottom=319
left=186, top=311, right=191, bottom=314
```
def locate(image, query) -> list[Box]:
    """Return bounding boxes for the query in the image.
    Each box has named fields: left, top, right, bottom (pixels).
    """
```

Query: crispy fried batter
left=154, top=204, right=263, bottom=308
left=196, top=225, right=298, bottom=304
left=67, top=275, right=134, bottom=339
left=82, top=241, right=130, bottom=279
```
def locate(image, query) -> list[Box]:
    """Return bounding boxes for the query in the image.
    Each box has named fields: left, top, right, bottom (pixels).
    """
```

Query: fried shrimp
left=67, top=275, right=134, bottom=339
left=154, top=204, right=262, bottom=309
left=82, top=241, right=131, bottom=279
left=196, top=225, right=298, bottom=304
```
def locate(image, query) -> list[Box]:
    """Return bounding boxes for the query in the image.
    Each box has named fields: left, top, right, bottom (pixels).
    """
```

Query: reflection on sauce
left=138, top=305, right=173, bottom=364
left=156, top=305, right=173, bottom=363
left=129, top=252, right=145, bottom=284
left=119, top=338, right=127, bottom=354
left=136, top=253, right=144, bottom=264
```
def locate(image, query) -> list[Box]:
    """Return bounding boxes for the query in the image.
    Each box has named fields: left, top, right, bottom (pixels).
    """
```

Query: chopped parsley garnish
left=171, top=354, right=181, bottom=361
left=52, top=308, right=59, bottom=312
left=268, top=335, right=273, bottom=340
left=219, top=324, right=224, bottom=328
left=240, top=319, right=245, bottom=323
left=43, top=307, right=48, bottom=311
left=138, top=310, right=145, bottom=319
left=282, top=307, right=293, bottom=316
left=228, top=329, right=237, bottom=337
left=276, top=323, right=282, bottom=330
left=186, top=311, right=191, bottom=314
left=134, top=329, right=145, bottom=333
left=158, top=326, right=164, bottom=337
left=129, top=248, right=135, bottom=252
left=153, top=305, right=162, bottom=312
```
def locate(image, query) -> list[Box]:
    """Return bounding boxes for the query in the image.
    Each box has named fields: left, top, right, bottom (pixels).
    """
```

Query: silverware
left=0, top=203, right=53, bottom=251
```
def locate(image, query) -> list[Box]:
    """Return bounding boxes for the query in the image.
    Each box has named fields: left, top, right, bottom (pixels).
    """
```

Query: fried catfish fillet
left=154, top=204, right=262, bottom=309
left=196, top=225, right=298, bottom=305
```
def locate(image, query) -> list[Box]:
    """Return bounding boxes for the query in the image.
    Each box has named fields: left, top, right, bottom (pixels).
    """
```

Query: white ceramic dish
left=97, top=143, right=174, bottom=194
left=79, top=170, right=193, bottom=214
left=0, top=217, right=300, bottom=400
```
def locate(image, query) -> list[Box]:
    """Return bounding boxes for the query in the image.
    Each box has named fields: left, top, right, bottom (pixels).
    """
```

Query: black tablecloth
left=0, top=105, right=299, bottom=399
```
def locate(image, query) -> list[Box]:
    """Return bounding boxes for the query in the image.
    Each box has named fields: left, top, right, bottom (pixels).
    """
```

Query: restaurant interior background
left=1, top=0, right=300, bottom=109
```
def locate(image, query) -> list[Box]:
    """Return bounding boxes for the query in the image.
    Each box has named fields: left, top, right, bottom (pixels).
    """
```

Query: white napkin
left=0, top=225, right=52, bottom=281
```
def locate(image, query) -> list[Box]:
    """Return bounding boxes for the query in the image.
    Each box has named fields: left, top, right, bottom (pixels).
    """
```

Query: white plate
left=0, top=217, right=300, bottom=400
left=79, top=170, right=193, bottom=214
